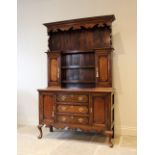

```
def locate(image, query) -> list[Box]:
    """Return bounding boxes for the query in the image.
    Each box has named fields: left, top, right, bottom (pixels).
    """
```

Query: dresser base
left=37, top=88, right=114, bottom=147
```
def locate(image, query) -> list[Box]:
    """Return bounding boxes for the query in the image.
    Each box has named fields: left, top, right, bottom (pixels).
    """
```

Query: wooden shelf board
left=62, top=80, right=95, bottom=83
left=61, top=50, right=94, bottom=54
left=61, top=65, right=95, bottom=69
left=38, top=87, right=114, bottom=93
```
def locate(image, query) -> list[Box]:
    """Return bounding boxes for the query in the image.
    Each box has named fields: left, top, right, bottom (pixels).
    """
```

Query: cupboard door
left=95, top=52, right=112, bottom=87
left=92, top=95, right=106, bottom=125
left=39, top=93, right=55, bottom=124
left=47, top=52, right=61, bottom=86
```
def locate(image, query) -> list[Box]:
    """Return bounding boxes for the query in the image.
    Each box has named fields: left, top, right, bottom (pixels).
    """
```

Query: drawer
left=57, top=115, right=88, bottom=124
left=57, top=105, right=88, bottom=114
left=56, top=94, right=88, bottom=103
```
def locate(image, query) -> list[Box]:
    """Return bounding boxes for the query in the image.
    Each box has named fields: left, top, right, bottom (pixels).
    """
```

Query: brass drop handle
left=79, top=107, right=84, bottom=112
left=52, top=106, right=55, bottom=117
left=52, top=111, right=54, bottom=117
left=62, top=116, right=66, bottom=122
left=61, top=106, right=66, bottom=111
left=78, top=118, right=83, bottom=123
left=96, top=68, right=99, bottom=78
left=57, top=68, right=59, bottom=78
left=90, top=107, right=92, bottom=113
left=61, top=96, right=66, bottom=101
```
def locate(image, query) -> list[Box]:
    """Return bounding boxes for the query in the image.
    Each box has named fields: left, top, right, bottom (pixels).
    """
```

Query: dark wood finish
left=44, top=15, right=115, bottom=33
left=37, top=15, right=115, bottom=147
left=48, top=27, right=112, bottom=51
left=61, top=51, right=95, bottom=88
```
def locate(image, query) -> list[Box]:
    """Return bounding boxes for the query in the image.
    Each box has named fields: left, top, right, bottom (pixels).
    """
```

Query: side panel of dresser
left=39, top=92, right=55, bottom=125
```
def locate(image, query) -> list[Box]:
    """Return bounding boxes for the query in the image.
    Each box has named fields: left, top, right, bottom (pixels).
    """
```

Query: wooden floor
left=18, top=125, right=136, bottom=155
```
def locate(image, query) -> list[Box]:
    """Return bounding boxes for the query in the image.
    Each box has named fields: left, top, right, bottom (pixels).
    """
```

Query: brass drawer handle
left=79, top=107, right=84, bottom=112
left=57, top=68, right=59, bottom=78
left=96, top=68, right=99, bottom=77
left=78, top=118, right=84, bottom=123
left=61, top=106, right=66, bottom=111
left=61, top=116, right=66, bottom=122
left=78, top=96, right=83, bottom=101
left=52, top=111, right=54, bottom=117
left=61, top=96, right=66, bottom=101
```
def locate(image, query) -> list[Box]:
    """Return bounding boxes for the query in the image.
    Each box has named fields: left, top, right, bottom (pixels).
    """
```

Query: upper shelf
left=61, top=65, right=95, bottom=69
left=43, top=15, right=115, bottom=33
left=46, top=48, right=114, bottom=54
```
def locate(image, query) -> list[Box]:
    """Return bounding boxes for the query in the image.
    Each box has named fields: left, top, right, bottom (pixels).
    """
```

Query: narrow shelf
left=62, top=80, right=95, bottom=83
left=61, top=65, right=95, bottom=69
left=61, top=50, right=94, bottom=54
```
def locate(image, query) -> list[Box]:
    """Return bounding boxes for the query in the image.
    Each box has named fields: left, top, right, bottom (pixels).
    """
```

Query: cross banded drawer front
left=57, top=115, right=88, bottom=124
left=57, top=105, right=88, bottom=114
left=56, top=94, right=88, bottom=103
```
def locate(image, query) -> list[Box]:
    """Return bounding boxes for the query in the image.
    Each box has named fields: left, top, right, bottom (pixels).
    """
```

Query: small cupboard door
left=39, top=92, right=55, bottom=125
left=90, top=93, right=112, bottom=130
left=95, top=52, right=112, bottom=87
left=47, top=52, right=61, bottom=86
left=91, top=95, right=106, bottom=126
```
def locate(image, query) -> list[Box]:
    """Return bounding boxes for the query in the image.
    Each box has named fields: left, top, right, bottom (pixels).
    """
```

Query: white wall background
left=18, top=0, right=136, bottom=136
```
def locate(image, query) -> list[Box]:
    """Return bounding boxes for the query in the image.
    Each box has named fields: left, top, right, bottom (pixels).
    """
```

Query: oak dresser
left=37, top=15, right=115, bottom=147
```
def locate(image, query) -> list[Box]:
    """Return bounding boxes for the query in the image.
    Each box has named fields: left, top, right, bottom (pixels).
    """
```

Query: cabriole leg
left=50, top=126, right=53, bottom=132
left=108, top=134, right=113, bottom=147
left=105, top=131, right=114, bottom=147
left=37, top=124, right=43, bottom=139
